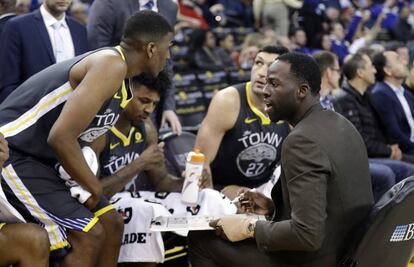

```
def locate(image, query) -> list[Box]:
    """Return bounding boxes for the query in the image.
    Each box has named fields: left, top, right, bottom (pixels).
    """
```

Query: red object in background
left=178, top=1, right=209, bottom=29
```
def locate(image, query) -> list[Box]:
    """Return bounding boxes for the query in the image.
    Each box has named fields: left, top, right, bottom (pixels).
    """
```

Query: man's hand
left=161, top=110, right=182, bottom=135
left=238, top=189, right=275, bottom=215
left=0, top=133, right=9, bottom=168
left=198, top=168, right=213, bottom=189
left=209, top=215, right=257, bottom=242
left=221, top=185, right=250, bottom=200
left=136, top=142, right=165, bottom=171
left=390, top=144, right=403, bottom=160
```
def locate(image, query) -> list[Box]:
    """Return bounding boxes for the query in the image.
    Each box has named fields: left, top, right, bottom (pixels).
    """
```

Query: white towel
left=110, top=188, right=237, bottom=262
left=58, top=147, right=98, bottom=204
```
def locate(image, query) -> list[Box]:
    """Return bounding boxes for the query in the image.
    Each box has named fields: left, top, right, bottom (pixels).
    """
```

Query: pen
left=231, top=188, right=257, bottom=204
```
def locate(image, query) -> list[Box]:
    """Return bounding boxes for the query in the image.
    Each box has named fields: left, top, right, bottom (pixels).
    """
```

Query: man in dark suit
left=0, top=0, right=89, bottom=102
left=189, top=53, right=374, bottom=267
left=371, top=50, right=414, bottom=154
left=0, top=0, right=16, bottom=36
left=87, top=0, right=182, bottom=134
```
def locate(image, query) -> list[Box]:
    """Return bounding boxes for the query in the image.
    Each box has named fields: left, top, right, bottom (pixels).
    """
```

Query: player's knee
left=111, top=211, right=124, bottom=236
left=86, top=221, right=106, bottom=245
left=24, top=224, right=50, bottom=257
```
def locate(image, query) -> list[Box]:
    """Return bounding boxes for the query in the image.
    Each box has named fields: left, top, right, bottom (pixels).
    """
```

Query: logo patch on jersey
left=244, top=117, right=258, bottom=124
left=135, top=132, right=143, bottom=143
left=236, top=143, right=277, bottom=178
left=110, top=142, right=120, bottom=150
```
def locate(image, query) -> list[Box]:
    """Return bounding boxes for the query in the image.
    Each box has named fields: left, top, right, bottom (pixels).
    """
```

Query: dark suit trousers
left=188, top=231, right=281, bottom=267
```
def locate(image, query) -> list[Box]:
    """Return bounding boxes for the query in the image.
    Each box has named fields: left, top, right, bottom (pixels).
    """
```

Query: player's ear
left=146, top=42, right=156, bottom=59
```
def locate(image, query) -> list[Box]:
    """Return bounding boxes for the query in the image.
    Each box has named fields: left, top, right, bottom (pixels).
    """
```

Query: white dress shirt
left=40, top=5, right=74, bottom=62
left=139, top=0, right=158, bottom=12
left=386, top=81, right=414, bottom=142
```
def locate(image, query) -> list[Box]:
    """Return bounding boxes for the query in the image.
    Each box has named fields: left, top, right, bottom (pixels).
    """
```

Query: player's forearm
left=154, top=174, right=183, bottom=192
left=48, top=136, right=102, bottom=196
left=101, top=160, right=146, bottom=198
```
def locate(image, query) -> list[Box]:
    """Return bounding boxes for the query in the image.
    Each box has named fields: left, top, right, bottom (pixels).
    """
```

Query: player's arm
left=99, top=119, right=168, bottom=197
left=144, top=119, right=183, bottom=192
left=48, top=51, right=127, bottom=209
left=194, top=87, right=240, bottom=186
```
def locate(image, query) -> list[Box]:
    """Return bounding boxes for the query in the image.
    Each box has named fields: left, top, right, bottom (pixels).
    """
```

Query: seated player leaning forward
left=189, top=53, right=374, bottom=267
left=70, top=72, right=235, bottom=264
left=0, top=10, right=174, bottom=267
left=195, top=45, right=290, bottom=199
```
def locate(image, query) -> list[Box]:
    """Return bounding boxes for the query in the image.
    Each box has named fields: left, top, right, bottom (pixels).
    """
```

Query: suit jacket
left=0, top=10, right=88, bottom=102
left=370, top=81, right=414, bottom=153
left=87, top=0, right=177, bottom=49
left=87, top=0, right=178, bottom=113
left=255, top=104, right=374, bottom=266
left=0, top=13, right=16, bottom=37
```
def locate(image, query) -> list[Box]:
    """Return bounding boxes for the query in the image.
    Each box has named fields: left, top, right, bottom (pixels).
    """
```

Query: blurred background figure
left=189, top=28, right=225, bottom=71
left=69, top=1, right=88, bottom=25
left=0, top=0, right=16, bottom=36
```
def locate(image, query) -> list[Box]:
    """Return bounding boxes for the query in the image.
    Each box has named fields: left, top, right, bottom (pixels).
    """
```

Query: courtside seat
left=340, top=176, right=414, bottom=267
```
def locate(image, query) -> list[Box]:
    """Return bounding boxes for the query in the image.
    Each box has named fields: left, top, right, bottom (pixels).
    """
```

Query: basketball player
left=0, top=10, right=173, bottom=267
left=195, top=45, right=291, bottom=199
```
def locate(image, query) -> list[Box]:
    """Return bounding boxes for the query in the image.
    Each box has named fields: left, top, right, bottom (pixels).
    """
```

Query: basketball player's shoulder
left=210, top=85, right=240, bottom=110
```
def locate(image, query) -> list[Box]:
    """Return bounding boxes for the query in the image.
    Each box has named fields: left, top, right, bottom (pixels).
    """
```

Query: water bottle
left=181, top=149, right=205, bottom=205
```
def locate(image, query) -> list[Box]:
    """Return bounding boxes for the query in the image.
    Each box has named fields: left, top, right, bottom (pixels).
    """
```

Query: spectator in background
left=336, top=53, right=414, bottom=200
left=313, top=33, right=332, bottom=53
left=0, top=0, right=16, bottom=36
left=254, top=0, right=289, bottom=36
left=216, top=0, right=254, bottom=28
left=390, top=42, right=410, bottom=67
left=403, top=62, right=414, bottom=96
left=389, top=5, right=414, bottom=43
left=69, top=1, right=88, bottom=25
left=348, top=10, right=384, bottom=54
left=0, top=0, right=89, bottom=102
left=371, top=50, right=414, bottom=154
left=313, top=51, right=341, bottom=110
left=330, top=22, right=350, bottom=63
left=290, top=27, right=313, bottom=54
left=176, top=0, right=209, bottom=30
left=15, top=0, right=29, bottom=15
left=87, top=0, right=182, bottom=134
left=189, top=28, right=224, bottom=71
left=216, top=33, right=237, bottom=67
left=238, top=32, right=264, bottom=68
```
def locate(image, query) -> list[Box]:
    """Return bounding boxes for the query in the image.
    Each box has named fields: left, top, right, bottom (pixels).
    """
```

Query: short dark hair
left=313, top=51, right=338, bottom=75
left=122, top=10, right=173, bottom=46
left=132, top=70, right=171, bottom=98
left=277, top=52, right=321, bottom=95
left=372, top=52, right=387, bottom=82
left=342, top=53, right=367, bottom=80
left=258, top=45, right=289, bottom=56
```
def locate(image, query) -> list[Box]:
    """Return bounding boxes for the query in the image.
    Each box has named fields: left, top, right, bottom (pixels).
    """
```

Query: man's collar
left=0, top=13, right=16, bottom=20
left=40, top=4, right=67, bottom=28
left=385, top=81, right=404, bottom=95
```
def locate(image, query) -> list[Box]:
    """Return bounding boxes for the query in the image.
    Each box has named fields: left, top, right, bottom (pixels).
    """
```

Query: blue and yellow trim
left=110, top=126, right=136, bottom=147
left=114, top=46, right=131, bottom=108
left=246, top=82, right=271, bottom=125
left=94, top=204, right=115, bottom=218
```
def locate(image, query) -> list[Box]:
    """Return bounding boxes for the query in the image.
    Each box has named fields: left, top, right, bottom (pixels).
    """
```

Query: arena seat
left=159, top=131, right=196, bottom=178
left=173, top=72, right=206, bottom=129
left=197, top=70, right=229, bottom=106
left=339, top=176, right=414, bottom=267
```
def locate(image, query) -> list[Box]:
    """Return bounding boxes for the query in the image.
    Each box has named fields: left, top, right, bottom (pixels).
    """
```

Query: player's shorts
left=1, top=150, right=114, bottom=250
left=0, top=223, right=5, bottom=230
